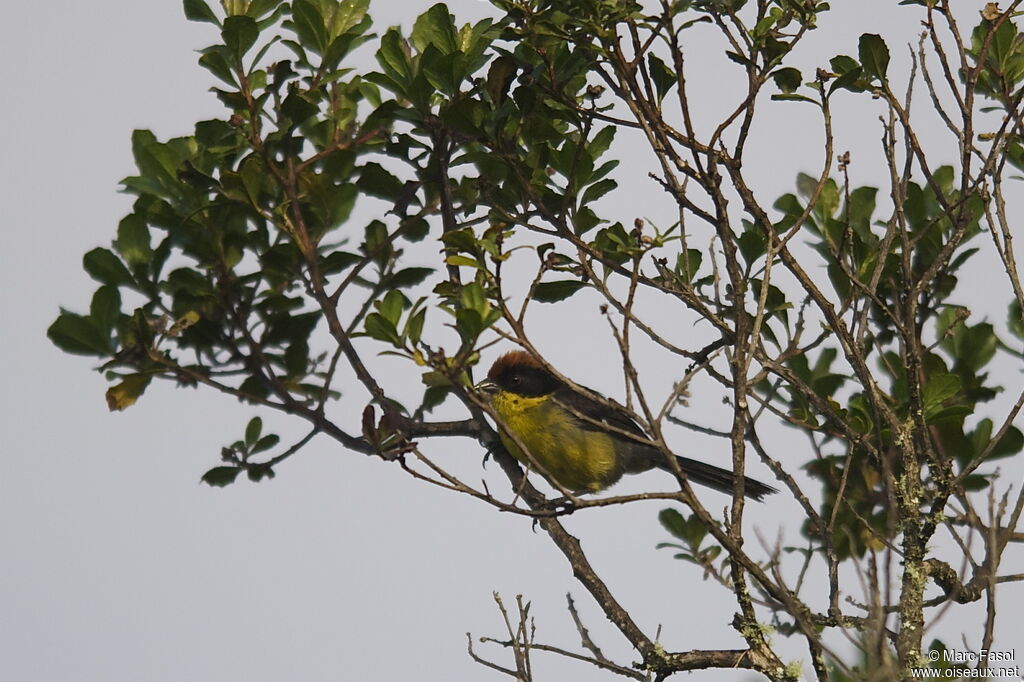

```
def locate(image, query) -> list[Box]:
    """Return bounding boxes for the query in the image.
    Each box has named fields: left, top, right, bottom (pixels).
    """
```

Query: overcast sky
left=2, top=2, right=1022, bottom=681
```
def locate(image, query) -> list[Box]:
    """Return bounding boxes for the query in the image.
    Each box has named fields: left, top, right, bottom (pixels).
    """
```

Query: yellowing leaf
left=105, top=374, right=153, bottom=412
left=168, top=311, right=201, bottom=336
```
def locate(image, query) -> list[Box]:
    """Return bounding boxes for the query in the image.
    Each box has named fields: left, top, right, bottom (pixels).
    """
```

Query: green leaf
left=737, top=223, right=767, bottom=265
left=281, top=90, right=319, bottom=124
left=84, top=247, right=133, bottom=287
left=770, top=93, right=820, bottom=105
left=658, top=507, right=687, bottom=540
left=363, top=313, right=402, bottom=345
left=115, top=215, right=152, bottom=266
left=421, top=384, right=450, bottom=412
left=923, top=373, right=961, bottom=417
left=858, top=33, right=890, bottom=81
left=320, top=251, right=361, bottom=275
left=222, top=15, right=259, bottom=59
left=454, top=308, right=483, bottom=341
left=404, top=307, right=426, bottom=344
left=459, top=282, right=489, bottom=316
left=389, top=267, right=434, bottom=288
left=376, top=28, right=412, bottom=86
left=1009, top=300, right=1024, bottom=339
left=47, top=312, right=112, bottom=356
left=378, top=289, right=407, bottom=325
left=647, top=53, right=676, bottom=101
left=990, top=426, right=1024, bottom=460
left=198, top=48, right=237, bottom=85
left=445, top=255, right=482, bottom=269
left=290, top=0, right=328, bottom=53
left=772, top=67, right=802, bottom=94
left=658, top=508, right=707, bottom=548
left=245, top=416, right=263, bottom=448
left=580, top=178, right=617, bottom=206
left=251, top=434, right=280, bottom=454
left=362, top=220, right=391, bottom=267
left=239, top=376, right=271, bottom=403
left=183, top=0, right=220, bottom=25
left=357, top=163, right=404, bottom=200
left=486, top=54, right=518, bottom=103
left=411, top=3, right=459, bottom=55
left=950, top=323, right=998, bottom=372
left=532, top=280, right=588, bottom=303
left=676, top=249, right=702, bottom=282
left=326, top=0, right=370, bottom=39
left=201, top=466, right=242, bottom=487
left=90, top=286, right=122, bottom=334
left=246, top=464, right=276, bottom=482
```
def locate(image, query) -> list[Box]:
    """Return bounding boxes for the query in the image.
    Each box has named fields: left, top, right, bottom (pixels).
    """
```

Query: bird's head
left=475, top=351, right=561, bottom=399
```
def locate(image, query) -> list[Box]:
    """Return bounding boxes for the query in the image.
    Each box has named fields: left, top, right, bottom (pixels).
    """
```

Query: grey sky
left=3, top=2, right=1022, bottom=681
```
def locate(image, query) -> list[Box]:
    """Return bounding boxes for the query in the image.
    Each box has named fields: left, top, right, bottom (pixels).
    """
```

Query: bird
left=474, top=351, right=776, bottom=501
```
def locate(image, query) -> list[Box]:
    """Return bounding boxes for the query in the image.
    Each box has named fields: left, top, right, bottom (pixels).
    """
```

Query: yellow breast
left=488, top=390, right=622, bottom=492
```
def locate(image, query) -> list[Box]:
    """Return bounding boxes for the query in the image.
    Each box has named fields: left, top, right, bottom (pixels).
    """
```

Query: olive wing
left=550, top=384, right=650, bottom=442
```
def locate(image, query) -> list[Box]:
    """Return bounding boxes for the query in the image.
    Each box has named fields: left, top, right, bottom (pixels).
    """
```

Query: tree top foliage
left=50, top=0, right=1024, bottom=679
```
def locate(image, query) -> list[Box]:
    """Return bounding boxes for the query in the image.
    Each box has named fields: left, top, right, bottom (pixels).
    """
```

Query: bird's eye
left=510, top=375, right=521, bottom=385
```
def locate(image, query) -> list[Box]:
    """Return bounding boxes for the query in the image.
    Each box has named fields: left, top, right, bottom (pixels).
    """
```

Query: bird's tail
left=653, top=453, right=777, bottom=501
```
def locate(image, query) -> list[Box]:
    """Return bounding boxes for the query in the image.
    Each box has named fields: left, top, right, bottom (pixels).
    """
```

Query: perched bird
left=474, top=351, right=776, bottom=501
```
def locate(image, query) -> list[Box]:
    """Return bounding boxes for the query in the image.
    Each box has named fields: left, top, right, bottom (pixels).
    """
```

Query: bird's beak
left=474, top=379, right=498, bottom=396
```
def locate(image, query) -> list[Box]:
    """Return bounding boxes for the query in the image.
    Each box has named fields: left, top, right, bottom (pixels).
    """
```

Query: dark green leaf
left=183, top=0, right=220, bottom=25
left=738, top=224, right=766, bottom=264
left=290, top=0, right=328, bottom=53
left=990, top=426, right=1024, bottom=460
left=389, top=267, right=434, bottom=288
left=198, top=48, right=237, bottom=86
left=421, top=385, right=450, bottom=412
left=658, top=508, right=688, bottom=540
left=486, top=54, right=518, bottom=103
left=246, top=464, right=276, bottom=482
left=320, top=250, right=362, bottom=275
left=90, top=286, right=122, bottom=334
left=770, top=93, right=820, bottom=105
left=658, top=508, right=707, bottom=548
left=405, top=307, right=426, bottom=344
left=411, top=3, right=459, bottom=55
left=201, top=466, right=242, bottom=487
left=647, top=53, right=676, bottom=101
left=830, top=55, right=859, bottom=74
left=47, top=312, right=113, bottom=356
left=454, top=308, right=483, bottom=341
left=923, top=373, right=961, bottom=417
left=772, top=67, right=802, bottom=94
left=580, top=178, right=617, bottom=206
left=363, top=313, right=402, bottom=345
left=222, top=15, right=259, bottom=58
left=1008, top=300, right=1024, bottom=339
left=245, top=416, right=263, bottom=448
left=84, top=247, right=133, bottom=287
left=376, top=28, right=412, bottom=86
left=358, top=163, right=404, bottom=200
left=239, top=376, right=271, bottom=403
left=251, top=434, right=280, bottom=454
left=858, top=33, right=890, bottom=81
left=281, top=90, right=319, bottom=124
left=676, top=249, right=702, bottom=282
left=532, top=280, right=588, bottom=303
